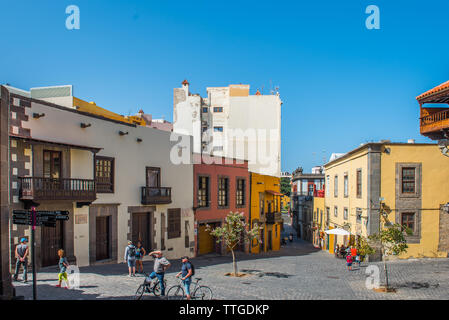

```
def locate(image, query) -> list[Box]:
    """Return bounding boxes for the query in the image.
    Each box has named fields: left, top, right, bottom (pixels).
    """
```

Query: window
left=402, top=167, right=416, bottom=193
left=334, top=175, right=338, bottom=197
left=343, top=208, right=348, bottom=220
left=356, top=169, right=362, bottom=198
left=334, top=206, right=338, bottom=217
left=401, top=212, right=415, bottom=233
left=356, top=208, right=362, bottom=223
left=218, top=177, right=229, bottom=207
left=202, top=107, right=208, bottom=113
left=213, top=107, right=223, bottom=112
left=236, top=178, right=245, bottom=207
left=326, top=175, right=330, bottom=197
left=43, top=150, right=61, bottom=179
left=167, top=208, right=181, bottom=239
left=308, top=184, right=314, bottom=196
left=202, top=126, right=208, bottom=133
left=95, top=156, right=114, bottom=193
left=198, top=176, right=209, bottom=208
left=326, top=207, right=330, bottom=225
left=213, top=126, right=223, bottom=132
left=185, top=221, right=190, bottom=248
left=344, top=174, right=348, bottom=197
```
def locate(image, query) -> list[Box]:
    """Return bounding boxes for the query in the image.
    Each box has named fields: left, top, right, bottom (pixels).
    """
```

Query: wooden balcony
left=266, top=212, right=283, bottom=224
left=141, top=186, right=172, bottom=205
left=420, top=108, right=449, bottom=137
left=19, top=177, right=96, bottom=202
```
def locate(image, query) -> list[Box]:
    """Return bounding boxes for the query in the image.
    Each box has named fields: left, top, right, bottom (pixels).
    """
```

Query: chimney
left=182, top=79, right=189, bottom=96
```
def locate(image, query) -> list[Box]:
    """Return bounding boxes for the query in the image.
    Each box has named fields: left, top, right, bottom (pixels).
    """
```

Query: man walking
left=13, top=238, right=29, bottom=282
left=147, top=250, right=170, bottom=296
left=124, top=240, right=137, bottom=277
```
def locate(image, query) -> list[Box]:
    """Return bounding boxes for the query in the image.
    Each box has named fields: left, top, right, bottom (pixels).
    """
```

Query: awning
left=11, top=135, right=103, bottom=153
left=324, top=228, right=350, bottom=236
left=265, top=190, right=283, bottom=196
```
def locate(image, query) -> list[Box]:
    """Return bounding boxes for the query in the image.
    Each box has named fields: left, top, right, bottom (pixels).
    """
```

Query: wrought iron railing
left=141, top=186, right=172, bottom=205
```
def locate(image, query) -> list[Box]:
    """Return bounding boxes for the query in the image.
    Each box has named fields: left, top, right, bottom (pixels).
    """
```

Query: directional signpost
left=12, top=208, right=69, bottom=300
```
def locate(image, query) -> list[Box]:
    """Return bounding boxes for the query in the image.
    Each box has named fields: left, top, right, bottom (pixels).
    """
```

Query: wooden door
left=146, top=167, right=160, bottom=187
left=268, top=230, right=273, bottom=251
left=198, top=224, right=214, bottom=255
left=41, top=220, right=63, bottom=267
left=96, top=216, right=110, bottom=261
left=132, top=213, right=151, bottom=249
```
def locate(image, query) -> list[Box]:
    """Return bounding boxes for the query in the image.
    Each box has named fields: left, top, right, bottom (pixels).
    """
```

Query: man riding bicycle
left=147, top=250, right=170, bottom=296
left=176, top=256, right=193, bottom=300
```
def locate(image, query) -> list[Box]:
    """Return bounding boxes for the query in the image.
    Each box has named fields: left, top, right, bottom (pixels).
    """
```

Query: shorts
left=58, top=272, right=68, bottom=281
left=182, top=277, right=192, bottom=295
left=127, top=259, right=136, bottom=267
left=347, top=263, right=352, bottom=267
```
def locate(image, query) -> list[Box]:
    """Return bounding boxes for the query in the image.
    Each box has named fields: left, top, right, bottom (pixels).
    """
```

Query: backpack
left=128, top=245, right=136, bottom=258
left=189, top=262, right=195, bottom=276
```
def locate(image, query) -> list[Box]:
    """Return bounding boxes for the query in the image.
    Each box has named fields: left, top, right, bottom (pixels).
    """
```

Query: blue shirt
left=181, top=262, right=192, bottom=278
left=59, top=257, right=68, bottom=273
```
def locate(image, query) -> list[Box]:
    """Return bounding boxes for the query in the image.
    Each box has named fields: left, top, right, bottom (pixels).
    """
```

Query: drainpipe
left=248, top=172, right=252, bottom=254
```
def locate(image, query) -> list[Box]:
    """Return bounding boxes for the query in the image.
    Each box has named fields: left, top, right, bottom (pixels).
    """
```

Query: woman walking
left=135, top=241, right=146, bottom=274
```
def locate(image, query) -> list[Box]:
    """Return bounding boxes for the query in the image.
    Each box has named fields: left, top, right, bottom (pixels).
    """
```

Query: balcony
left=420, top=108, right=449, bottom=137
left=266, top=212, right=283, bottom=224
left=141, top=187, right=172, bottom=205
left=19, top=177, right=96, bottom=202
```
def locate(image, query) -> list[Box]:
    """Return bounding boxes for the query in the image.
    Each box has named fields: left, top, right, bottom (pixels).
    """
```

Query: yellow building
left=280, top=194, right=291, bottom=211
left=324, top=141, right=449, bottom=259
left=250, top=172, right=283, bottom=253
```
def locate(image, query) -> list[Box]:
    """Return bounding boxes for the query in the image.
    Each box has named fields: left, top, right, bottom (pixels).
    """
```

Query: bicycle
left=134, top=272, right=167, bottom=300
left=166, top=276, right=213, bottom=300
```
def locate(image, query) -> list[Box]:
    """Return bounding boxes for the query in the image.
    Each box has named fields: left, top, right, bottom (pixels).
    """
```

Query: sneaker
left=23, top=280, right=28, bottom=283
left=55, top=285, right=61, bottom=288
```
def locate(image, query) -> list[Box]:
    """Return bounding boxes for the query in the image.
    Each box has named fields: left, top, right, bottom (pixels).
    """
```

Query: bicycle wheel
left=134, top=284, right=145, bottom=300
left=166, top=285, right=184, bottom=300
left=152, top=280, right=161, bottom=296
left=193, top=285, right=213, bottom=300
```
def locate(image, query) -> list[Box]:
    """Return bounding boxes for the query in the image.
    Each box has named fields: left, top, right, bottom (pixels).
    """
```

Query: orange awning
left=265, top=190, right=283, bottom=196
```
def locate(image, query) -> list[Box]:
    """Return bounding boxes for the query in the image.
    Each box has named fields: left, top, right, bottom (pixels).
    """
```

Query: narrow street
left=14, top=217, right=449, bottom=300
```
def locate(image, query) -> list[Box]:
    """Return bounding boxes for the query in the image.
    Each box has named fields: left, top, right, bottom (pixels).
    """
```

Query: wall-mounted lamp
left=136, top=138, right=143, bottom=143
left=80, top=123, right=91, bottom=128
left=33, top=113, right=45, bottom=119
left=119, top=131, right=128, bottom=136
left=383, top=147, right=391, bottom=154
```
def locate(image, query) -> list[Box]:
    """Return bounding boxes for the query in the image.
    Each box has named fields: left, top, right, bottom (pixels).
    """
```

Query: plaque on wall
left=75, top=214, right=88, bottom=224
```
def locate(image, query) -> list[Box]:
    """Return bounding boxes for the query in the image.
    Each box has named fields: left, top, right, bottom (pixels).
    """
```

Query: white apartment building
left=173, top=80, right=282, bottom=177
left=5, top=85, right=194, bottom=269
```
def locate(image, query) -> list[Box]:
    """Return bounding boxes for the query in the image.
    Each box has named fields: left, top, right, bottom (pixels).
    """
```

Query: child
left=56, top=249, right=70, bottom=289
left=346, top=253, right=353, bottom=271
left=355, top=254, right=361, bottom=267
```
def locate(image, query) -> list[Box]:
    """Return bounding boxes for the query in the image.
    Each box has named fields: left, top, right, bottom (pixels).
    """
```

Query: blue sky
left=1, top=0, right=448, bottom=173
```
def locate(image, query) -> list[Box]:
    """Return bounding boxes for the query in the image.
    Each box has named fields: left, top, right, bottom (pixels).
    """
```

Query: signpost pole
left=31, top=206, right=37, bottom=301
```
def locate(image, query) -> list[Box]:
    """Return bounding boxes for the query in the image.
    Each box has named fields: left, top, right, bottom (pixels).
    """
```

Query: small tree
left=356, top=236, right=375, bottom=260
left=206, top=212, right=261, bottom=276
left=368, top=219, right=411, bottom=289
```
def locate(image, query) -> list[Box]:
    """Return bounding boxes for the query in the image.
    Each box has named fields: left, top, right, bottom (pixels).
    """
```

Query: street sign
left=12, top=210, right=69, bottom=226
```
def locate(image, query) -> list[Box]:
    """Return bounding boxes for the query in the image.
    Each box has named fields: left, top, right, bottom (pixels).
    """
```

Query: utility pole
left=31, top=206, right=37, bottom=300
left=378, top=198, right=389, bottom=289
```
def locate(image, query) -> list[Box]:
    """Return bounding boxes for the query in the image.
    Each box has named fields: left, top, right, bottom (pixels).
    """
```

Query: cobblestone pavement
left=14, top=218, right=449, bottom=300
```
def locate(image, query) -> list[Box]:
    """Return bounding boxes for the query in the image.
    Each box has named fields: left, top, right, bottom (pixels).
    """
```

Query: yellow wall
left=381, top=144, right=449, bottom=258
left=250, top=172, right=282, bottom=253
left=324, top=143, right=449, bottom=259
left=324, top=148, right=370, bottom=243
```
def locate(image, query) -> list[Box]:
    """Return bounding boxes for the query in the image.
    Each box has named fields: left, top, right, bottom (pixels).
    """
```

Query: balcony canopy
left=11, top=136, right=102, bottom=154
left=265, top=190, right=283, bottom=196
left=417, top=80, right=449, bottom=105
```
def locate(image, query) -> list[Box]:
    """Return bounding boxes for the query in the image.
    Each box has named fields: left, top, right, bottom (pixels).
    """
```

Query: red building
left=193, top=154, right=249, bottom=256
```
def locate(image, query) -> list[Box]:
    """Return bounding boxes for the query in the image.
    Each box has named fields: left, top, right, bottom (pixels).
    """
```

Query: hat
left=127, top=240, right=132, bottom=245
left=20, top=237, right=27, bottom=243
